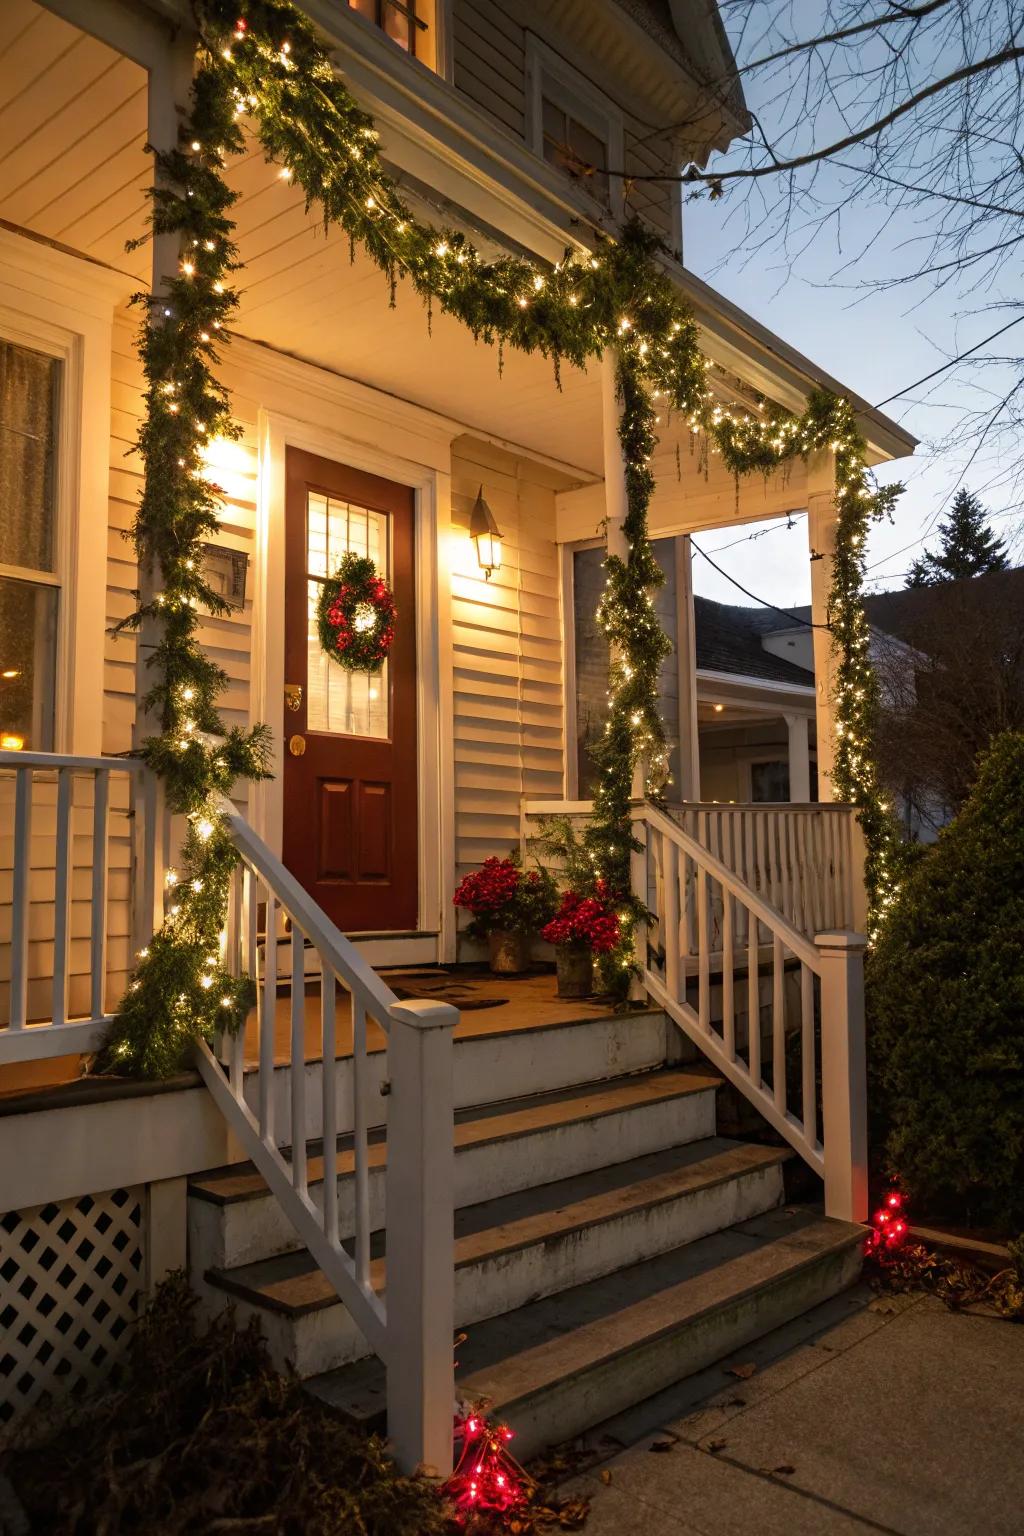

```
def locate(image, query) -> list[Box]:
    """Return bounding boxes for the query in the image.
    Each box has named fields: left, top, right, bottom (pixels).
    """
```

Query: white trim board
left=0, top=228, right=122, bottom=757
left=249, top=370, right=457, bottom=950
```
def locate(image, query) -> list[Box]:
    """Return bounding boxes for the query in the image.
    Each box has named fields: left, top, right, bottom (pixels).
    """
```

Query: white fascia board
left=697, top=668, right=816, bottom=710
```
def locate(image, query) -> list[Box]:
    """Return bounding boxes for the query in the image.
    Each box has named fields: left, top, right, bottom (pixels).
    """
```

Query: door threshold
left=270, top=931, right=440, bottom=973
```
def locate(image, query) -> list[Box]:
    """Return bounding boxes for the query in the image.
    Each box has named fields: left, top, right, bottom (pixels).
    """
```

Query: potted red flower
left=541, top=881, right=621, bottom=998
left=453, top=854, right=556, bottom=974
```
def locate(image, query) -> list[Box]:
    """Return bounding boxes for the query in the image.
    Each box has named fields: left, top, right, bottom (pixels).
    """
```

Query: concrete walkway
left=563, top=1284, right=1024, bottom=1535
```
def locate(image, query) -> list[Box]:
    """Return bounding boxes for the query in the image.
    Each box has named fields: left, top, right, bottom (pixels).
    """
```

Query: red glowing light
left=867, top=1188, right=910, bottom=1256
left=444, top=1410, right=530, bottom=1520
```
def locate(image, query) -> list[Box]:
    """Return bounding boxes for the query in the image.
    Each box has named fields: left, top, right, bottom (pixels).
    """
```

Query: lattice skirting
left=1, top=1186, right=145, bottom=1433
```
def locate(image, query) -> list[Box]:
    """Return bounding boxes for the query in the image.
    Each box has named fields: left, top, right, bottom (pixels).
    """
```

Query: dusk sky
left=680, top=19, right=1022, bottom=612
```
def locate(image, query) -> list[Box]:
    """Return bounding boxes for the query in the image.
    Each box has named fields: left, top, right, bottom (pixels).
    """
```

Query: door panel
left=283, top=448, right=417, bottom=932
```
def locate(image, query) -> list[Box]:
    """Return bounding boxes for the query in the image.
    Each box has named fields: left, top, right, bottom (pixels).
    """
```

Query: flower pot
left=555, top=945, right=593, bottom=999
left=488, top=928, right=529, bottom=975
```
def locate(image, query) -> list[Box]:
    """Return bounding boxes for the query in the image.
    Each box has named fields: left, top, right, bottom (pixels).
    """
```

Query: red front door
left=283, top=448, right=417, bottom=932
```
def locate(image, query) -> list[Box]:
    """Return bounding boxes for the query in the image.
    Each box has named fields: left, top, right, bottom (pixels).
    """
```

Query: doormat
left=388, top=972, right=508, bottom=1011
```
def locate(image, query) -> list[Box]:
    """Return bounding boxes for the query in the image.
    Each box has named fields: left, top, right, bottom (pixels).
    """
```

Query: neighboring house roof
left=695, top=568, right=1024, bottom=692
left=694, top=596, right=814, bottom=687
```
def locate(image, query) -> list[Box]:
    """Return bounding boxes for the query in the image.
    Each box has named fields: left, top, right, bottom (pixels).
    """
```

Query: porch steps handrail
left=520, top=793, right=867, bottom=1221
left=638, top=801, right=867, bottom=1221
left=200, top=792, right=458, bottom=1472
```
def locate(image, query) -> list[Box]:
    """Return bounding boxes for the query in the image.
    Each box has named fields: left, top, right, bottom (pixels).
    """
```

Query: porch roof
left=7, top=0, right=915, bottom=483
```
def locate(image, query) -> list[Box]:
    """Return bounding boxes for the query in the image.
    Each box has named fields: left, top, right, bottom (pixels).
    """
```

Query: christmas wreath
left=315, top=552, right=396, bottom=673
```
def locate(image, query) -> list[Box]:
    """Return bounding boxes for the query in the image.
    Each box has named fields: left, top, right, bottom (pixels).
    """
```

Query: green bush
left=867, top=731, right=1024, bottom=1232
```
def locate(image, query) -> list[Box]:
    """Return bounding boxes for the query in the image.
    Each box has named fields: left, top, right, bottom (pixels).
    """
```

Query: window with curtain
left=0, top=339, right=61, bottom=752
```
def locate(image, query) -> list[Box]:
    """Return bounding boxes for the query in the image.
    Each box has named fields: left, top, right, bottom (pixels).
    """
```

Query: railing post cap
left=815, top=929, right=867, bottom=952
left=388, top=999, right=460, bottom=1032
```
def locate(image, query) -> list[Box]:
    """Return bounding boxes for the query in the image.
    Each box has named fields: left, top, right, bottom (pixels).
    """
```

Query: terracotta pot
left=555, top=945, right=593, bottom=999
left=488, top=928, right=529, bottom=975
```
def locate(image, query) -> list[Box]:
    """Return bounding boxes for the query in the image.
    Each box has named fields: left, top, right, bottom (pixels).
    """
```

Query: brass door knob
left=284, top=683, right=303, bottom=712
left=288, top=733, right=306, bottom=756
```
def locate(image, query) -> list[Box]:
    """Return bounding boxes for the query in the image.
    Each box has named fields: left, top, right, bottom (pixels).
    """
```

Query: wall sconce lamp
left=470, top=486, right=503, bottom=579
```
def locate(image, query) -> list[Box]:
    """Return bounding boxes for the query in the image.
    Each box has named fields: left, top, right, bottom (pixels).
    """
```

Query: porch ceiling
left=1, top=0, right=910, bottom=490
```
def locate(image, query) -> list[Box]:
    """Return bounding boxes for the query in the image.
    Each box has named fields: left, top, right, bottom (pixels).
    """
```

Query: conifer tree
left=906, top=489, right=1008, bottom=586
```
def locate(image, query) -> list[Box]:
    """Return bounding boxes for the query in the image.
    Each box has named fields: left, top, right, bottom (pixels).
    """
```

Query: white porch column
left=674, top=535, right=700, bottom=799
left=134, top=30, right=197, bottom=752
left=785, top=713, right=811, bottom=803
left=807, top=452, right=838, bottom=802
left=600, top=348, right=645, bottom=800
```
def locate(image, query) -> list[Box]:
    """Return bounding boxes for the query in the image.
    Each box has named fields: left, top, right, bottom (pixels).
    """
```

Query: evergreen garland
left=103, top=0, right=905, bottom=1071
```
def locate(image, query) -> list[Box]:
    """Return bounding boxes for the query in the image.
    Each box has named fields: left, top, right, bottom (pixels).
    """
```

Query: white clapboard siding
left=104, top=312, right=260, bottom=759
left=453, top=0, right=527, bottom=138
left=450, top=437, right=569, bottom=883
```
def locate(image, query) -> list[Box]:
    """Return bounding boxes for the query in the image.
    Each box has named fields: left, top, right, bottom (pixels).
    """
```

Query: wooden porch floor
left=241, top=967, right=631, bottom=1068
left=0, top=970, right=633, bottom=1101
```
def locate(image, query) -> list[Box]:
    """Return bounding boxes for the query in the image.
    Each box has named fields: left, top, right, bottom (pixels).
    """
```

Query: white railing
left=669, top=802, right=867, bottom=941
left=521, top=798, right=866, bottom=947
left=521, top=795, right=868, bottom=1221
left=640, top=803, right=867, bottom=1222
left=198, top=793, right=457, bottom=1474
left=0, top=751, right=160, bottom=1062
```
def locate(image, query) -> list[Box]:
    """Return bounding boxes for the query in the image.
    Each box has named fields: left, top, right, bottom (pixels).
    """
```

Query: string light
left=99, top=0, right=899, bottom=1072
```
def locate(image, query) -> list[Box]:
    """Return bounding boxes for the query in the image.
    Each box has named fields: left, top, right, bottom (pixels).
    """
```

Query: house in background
left=573, top=545, right=818, bottom=805
left=0, top=0, right=914, bottom=1472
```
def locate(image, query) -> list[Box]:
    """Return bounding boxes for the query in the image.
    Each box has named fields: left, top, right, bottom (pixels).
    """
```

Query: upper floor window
left=0, top=339, right=61, bottom=752
left=526, top=37, right=624, bottom=217
left=348, top=0, right=428, bottom=58
left=541, top=98, right=610, bottom=207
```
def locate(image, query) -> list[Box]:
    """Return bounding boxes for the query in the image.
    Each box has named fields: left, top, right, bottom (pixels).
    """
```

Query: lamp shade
left=470, top=486, right=503, bottom=576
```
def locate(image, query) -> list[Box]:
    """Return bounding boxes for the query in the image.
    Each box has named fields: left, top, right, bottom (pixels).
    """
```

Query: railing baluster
left=9, top=768, right=32, bottom=1031
left=290, top=925, right=308, bottom=1194
left=772, top=933, right=785, bottom=1112
left=697, top=866, right=709, bottom=1031
left=781, top=811, right=794, bottom=928
left=90, top=769, right=109, bottom=1022
left=260, top=891, right=277, bottom=1144
left=747, top=902, right=760, bottom=1085
left=353, top=996, right=371, bottom=1287
left=800, top=960, right=817, bottom=1144
left=321, top=966, right=338, bottom=1247
left=664, top=838, right=679, bottom=997
left=722, top=889, right=735, bottom=1060
left=51, top=768, right=73, bottom=1030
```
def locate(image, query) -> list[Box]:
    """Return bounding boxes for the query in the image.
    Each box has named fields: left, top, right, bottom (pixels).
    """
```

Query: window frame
left=0, top=229, right=122, bottom=757
left=524, top=36, right=626, bottom=219
left=0, top=323, right=73, bottom=752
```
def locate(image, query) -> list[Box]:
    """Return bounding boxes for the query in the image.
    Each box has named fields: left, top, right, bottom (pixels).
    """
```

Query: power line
left=690, top=540, right=830, bottom=627
left=871, top=314, right=1024, bottom=410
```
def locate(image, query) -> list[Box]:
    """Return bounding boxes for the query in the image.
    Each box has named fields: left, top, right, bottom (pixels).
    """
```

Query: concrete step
left=308, top=1205, right=864, bottom=1459
left=189, top=1068, right=721, bottom=1271
left=236, top=1006, right=672, bottom=1149
left=199, top=1139, right=789, bottom=1379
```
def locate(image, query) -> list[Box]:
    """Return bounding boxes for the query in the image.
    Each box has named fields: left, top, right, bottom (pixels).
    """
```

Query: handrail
left=0, top=750, right=147, bottom=773
left=201, top=794, right=458, bottom=1473
left=214, top=793, right=400, bottom=1024
left=636, top=799, right=868, bottom=1220
left=641, top=802, right=822, bottom=973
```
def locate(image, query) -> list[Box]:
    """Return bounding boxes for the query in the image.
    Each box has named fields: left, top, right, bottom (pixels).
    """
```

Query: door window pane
left=0, top=577, right=57, bottom=750
left=306, top=492, right=390, bottom=740
left=0, top=341, right=60, bottom=573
